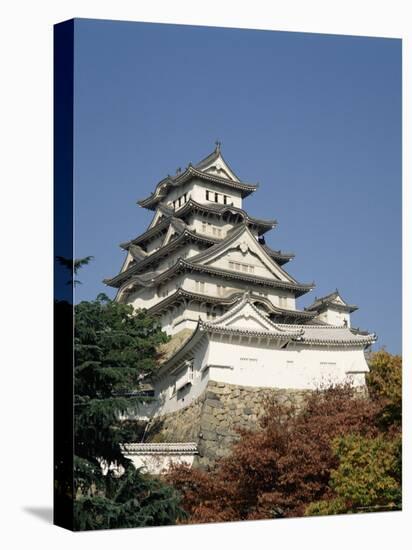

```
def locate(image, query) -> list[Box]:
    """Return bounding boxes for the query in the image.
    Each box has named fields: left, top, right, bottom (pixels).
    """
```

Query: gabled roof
left=147, top=288, right=317, bottom=322
left=262, top=244, right=295, bottom=265
left=109, top=224, right=312, bottom=294
left=120, top=216, right=171, bottom=250
left=305, top=290, right=358, bottom=314
left=155, top=293, right=376, bottom=375
left=114, top=255, right=314, bottom=298
left=175, top=198, right=277, bottom=235
left=194, top=143, right=240, bottom=181
left=156, top=294, right=304, bottom=374
left=189, top=224, right=300, bottom=285
left=278, top=323, right=376, bottom=347
left=129, top=244, right=147, bottom=261
left=121, top=198, right=278, bottom=251
left=201, top=292, right=304, bottom=335
left=104, top=229, right=218, bottom=288
left=137, top=147, right=258, bottom=210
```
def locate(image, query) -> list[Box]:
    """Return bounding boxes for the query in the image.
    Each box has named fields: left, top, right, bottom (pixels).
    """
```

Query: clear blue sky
left=73, top=19, right=401, bottom=353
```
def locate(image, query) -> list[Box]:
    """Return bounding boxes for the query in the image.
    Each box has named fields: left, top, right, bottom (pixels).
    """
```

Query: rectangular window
left=228, top=261, right=255, bottom=274
left=206, top=190, right=210, bottom=201
left=184, top=193, right=187, bottom=203
left=178, top=196, right=182, bottom=207
left=173, top=200, right=176, bottom=209
left=224, top=195, right=229, bottom=204
left=215, top=192, right=219, bottom=203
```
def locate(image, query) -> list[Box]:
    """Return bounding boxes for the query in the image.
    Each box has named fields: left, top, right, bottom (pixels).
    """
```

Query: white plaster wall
left=141, top=336, right=370, bottom=417
left=190, top=216, right=233, bottom=239
left=317, top=308, right=351, bottom=327
left=148, top=338, right=211, bottom=415
left=124, top=453, right=196, bottom=474
left=155, top=244, right=194, bottom=273
left=127, top=274, right=184, bottom=311
left=189, top=180, right=242, bottom=209
left=206, top=338, right=369, bottom=390
left=164, top=182, right=192, bottom=208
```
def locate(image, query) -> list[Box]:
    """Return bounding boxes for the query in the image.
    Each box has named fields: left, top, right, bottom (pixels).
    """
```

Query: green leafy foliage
left=306, top=434, right=401, bottom=515
left=366, top=349, right=402, bottom=429
left=73, top=295, right=184, bottom=530
left=306, top=349, right=402, bottom=516
left=74, top=466, right=185, bottom=531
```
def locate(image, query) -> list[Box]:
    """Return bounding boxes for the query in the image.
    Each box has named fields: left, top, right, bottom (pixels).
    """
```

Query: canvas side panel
left=53, top=19, right=75, bottom=532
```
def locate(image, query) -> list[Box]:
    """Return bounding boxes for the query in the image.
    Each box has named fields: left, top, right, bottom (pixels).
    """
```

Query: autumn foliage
left=166, top=350, right=401, bottom=523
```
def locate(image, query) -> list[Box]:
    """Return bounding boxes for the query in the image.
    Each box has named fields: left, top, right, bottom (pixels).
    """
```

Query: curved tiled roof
left=121, top=199, right=279, bottom=251
left=276, top=323, right=376, bottom=346
left=175, top=198, right=277, bottom=233
left=147, top=288, right=317, bottom=322
left=262, top=244, right=295, bottom=264
left=194, top=144, right=240, bottom=180
left=305, top=290, right=358, bottom=314
left=188, top=224, right=301, bottom=286
left=198, top=320, right=303, bottom=339
left=121, top=442, right=198, bottom=455
left=138, top=166, right=258, bottom=210
left=104, top=230, right=219, bottom=288
left=143, top=258, right=314, bottom=296
left=120, top=216, right=171, bottom=250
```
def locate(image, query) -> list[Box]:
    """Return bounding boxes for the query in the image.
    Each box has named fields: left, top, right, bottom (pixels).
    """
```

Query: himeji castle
left=104, top=144, right=376, bottom=469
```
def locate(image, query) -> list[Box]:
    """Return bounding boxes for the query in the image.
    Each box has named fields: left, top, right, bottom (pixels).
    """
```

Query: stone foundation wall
left=146, top=381, right=311, bottom=468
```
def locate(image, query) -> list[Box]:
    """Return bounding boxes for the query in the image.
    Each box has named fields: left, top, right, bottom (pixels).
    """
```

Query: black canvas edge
left=53, top=18, right=75, bottom=531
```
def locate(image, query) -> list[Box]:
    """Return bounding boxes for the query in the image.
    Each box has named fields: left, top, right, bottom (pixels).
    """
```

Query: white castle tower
left=104, top=144, right=376, bottom=425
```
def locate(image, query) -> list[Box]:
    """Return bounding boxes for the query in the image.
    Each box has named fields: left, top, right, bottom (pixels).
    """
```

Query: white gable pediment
left=199, top=153, right=239, bottom=182
left=195, top=226, right=296, bottom=284
left=332, top=295, right=346, bottom=305
left=207, top=294, right=303, bottom=336
left=225, top=309, right=275, bottom=332
left=162, top=224, right=178, bottom=246
left=148, top=209, right=166, bottom=230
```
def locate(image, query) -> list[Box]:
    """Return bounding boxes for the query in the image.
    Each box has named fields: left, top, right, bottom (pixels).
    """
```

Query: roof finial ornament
left=176, top=167, right=182, bottom=175
left=215, top=140, right=222, bottom=152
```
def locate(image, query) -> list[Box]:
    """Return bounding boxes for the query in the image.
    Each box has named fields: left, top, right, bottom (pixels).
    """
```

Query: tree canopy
left=73, top=294, right=185, bottom=530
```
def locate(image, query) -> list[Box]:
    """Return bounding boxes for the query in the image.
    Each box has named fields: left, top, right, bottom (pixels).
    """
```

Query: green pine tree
left=73, top=294, right=185, bottom=530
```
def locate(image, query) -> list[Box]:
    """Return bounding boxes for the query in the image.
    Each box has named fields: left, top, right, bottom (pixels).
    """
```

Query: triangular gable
left=331, top=294, right=346, bottom=306
left=208, top=294, right=303, bottom=335
left=197, top=151, right=239, bottom=182
left=192, top=225, right=297, bottom=284
left=162, top=224, right=178, bottom=246
left=120, top=251, right=134, bottom=273
left=148, top=209, right=166, bottom=229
